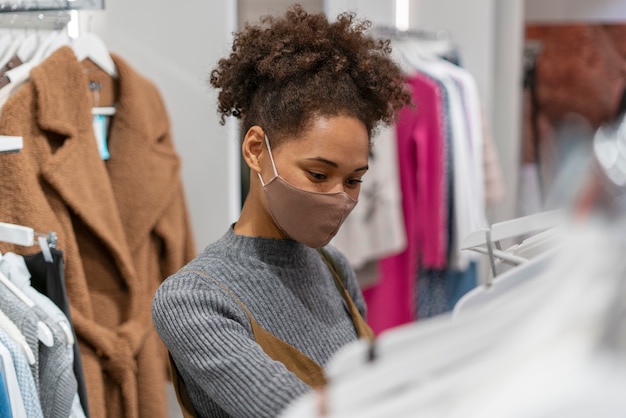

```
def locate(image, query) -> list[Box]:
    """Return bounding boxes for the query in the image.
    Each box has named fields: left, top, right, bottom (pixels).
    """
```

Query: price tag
left=92, top=114, right=110, bottom=160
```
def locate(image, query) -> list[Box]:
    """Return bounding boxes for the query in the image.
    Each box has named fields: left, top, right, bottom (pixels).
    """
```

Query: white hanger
left=0, top=270, right=54, bottom=347
left=0, top=222, right=36, bottom=246
left=0, top=307, right=36, bottom=365
left=0, top=31, right=13, bottom=61
left=0, top=222, right=54, bottom=262
left=0, top=32, right=25, bottom=70
left=0, top=135, right=22, bottom=153
left=452, top=247, right=557, bottom=317
left=14, top=31, right=39, bottom=64
left=24, top=29, right=61, bottom=68
left=71, top=32, right=117, bottom=78
left=461, top=209, right=564, bottom=250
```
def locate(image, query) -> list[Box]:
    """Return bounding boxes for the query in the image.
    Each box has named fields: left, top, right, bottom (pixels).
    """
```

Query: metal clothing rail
left=0, top=0, right=104, bottom=12
left=0, top=11, right=72, bottom=30
left=370, top=25, right=452, bottom=42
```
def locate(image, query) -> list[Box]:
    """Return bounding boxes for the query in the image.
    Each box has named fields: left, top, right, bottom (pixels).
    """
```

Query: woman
left=152, top=5, right=411, bottom=417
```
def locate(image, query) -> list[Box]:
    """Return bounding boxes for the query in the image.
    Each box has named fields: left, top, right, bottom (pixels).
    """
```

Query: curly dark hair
left=209, top=4, right=412, bottom=145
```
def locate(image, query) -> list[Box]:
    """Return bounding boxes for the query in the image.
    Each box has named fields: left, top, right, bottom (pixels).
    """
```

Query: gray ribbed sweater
left=152, top=226, right=366, bottom=418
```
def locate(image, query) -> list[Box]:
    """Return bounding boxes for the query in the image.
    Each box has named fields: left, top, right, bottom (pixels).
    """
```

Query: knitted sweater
left=152, top=226, right=367, bottom=418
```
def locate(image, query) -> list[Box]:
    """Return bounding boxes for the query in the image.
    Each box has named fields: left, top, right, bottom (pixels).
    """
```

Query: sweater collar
left=220, top=225, right=315, bottom=267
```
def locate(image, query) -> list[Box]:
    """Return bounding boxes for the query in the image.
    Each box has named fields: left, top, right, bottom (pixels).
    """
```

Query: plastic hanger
left=0, top=31, right=13, bottom=61
left=24, top=29, right=60, bottom=67
left=0, top=307, right=36, bottom=365
left=0, top=221, right=55, bottom=262
left=71, top=32, right=117, bottom=78
left=461, top=209, right=564, bottom=250
left=14, top=31, right=39, bottom=65
left=0, top=32, right=25, bottom=70
left=0, top=270, right=54, bottom=347
left=0, top=135, right=22, bottom=153
left=39, top=30, right=70, bottom=60
left=452, top=247, right=557, bottom=317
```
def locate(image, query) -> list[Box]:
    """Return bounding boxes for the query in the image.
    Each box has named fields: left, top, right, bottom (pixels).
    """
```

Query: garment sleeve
left=151, top=272, right=310, bottom=418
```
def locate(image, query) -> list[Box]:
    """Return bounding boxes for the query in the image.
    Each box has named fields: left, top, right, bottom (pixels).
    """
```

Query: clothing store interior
left=1, top=0, right=626, bottom=417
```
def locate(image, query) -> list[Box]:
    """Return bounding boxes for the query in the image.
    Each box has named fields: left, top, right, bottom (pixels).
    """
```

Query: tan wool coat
left=0, top=46, right=195, bottom=418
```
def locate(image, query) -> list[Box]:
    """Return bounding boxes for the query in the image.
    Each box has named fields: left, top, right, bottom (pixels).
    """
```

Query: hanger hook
left=485, top=229, right=497, bottom=286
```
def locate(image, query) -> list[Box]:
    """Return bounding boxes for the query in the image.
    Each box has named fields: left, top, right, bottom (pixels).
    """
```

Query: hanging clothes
left=364, top=72, right=449, bottom=333
left=358, top=33, right=497, bottom=331
left=0, top=46, right=195, bottom=418
left=23, top=249, right=89, bottom=416
left=0, top=329, right=42, bottom=418
left=331, top=125, right=407, bottom=288
left=1, top=250, right=86, bottom=418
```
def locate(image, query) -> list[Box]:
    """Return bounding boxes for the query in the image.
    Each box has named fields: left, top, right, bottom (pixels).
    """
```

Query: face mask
left=257, top=134, right=358, bottom=248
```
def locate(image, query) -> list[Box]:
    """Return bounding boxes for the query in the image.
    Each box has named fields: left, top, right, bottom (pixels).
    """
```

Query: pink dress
left=364, top=73, right=448, bottom=334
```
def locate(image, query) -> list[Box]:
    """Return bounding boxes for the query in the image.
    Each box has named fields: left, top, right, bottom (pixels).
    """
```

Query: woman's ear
left=242, top=126, right=266, bottom=174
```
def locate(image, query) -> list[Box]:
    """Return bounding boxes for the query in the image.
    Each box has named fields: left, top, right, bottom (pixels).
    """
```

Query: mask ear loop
left=258, top=133, right=279, bottom=186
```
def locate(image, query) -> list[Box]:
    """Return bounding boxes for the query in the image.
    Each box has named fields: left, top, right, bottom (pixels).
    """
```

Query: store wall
left=410, top=0, right=496, bottom=125
left=239, top=0, right=323, bottom=27
left=84, top=0, right=237, bottom=251
left=324, top=0, right=395, bottom=26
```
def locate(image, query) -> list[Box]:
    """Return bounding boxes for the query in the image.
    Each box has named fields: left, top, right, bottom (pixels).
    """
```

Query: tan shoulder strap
left=168, top=353, right=199, bottom=418
left=182, top=270, right=327, bottom=388
left=168, top=258, right=373, bottom=416
left=317, top=248, right=375, bottom=341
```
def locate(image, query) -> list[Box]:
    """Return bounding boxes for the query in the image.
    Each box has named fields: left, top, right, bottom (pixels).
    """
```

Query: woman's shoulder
left=152, top=242, right=252, bottom=334
left=157, top=243, right=232, bottom=294
left=321, top=245, right=352, bottom=274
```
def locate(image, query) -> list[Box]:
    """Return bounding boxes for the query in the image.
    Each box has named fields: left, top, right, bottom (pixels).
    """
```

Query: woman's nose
left=328, top=181, right=344, bottom=193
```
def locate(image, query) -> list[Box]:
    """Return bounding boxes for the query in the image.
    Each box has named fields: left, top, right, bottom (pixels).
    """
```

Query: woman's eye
left=346, top=178, right=364, bottom=187
left=308, top=171, right=327, bottom=180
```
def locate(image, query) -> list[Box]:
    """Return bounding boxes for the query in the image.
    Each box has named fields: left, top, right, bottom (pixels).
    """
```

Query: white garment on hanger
left=0, top=306, right=35, bottom=366
left=0, top=252, right=86, bottom=418
left=331, top=125, right=406, bottom=271
left=281, top=220, right=626, bottom=417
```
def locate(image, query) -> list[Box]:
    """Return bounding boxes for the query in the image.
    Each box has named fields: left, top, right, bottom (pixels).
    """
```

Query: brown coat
left=0, top=46, right=195, bottom=418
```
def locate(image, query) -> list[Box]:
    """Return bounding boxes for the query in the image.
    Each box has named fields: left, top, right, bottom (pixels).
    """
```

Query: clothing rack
left=370, top=24, right=460, bottom=66
left=0, top=0, right=103, bottom=31
left=0, top=0, right=104, bottom=13
left=0, top=11, right=71, bottom=30
left=370, top=25, right=452, bottom=41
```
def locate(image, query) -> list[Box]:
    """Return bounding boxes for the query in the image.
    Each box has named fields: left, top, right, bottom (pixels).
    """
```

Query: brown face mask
left=258, top=134, right=358, bottom=248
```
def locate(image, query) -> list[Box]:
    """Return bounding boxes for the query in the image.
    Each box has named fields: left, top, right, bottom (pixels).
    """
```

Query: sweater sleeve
left=151, top=272, right=310, bottom=418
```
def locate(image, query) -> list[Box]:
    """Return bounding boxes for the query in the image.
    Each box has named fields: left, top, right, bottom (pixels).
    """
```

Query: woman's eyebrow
left=306, top=157, right=368, bottom=172
left=306, top=157, right=338, bottom=168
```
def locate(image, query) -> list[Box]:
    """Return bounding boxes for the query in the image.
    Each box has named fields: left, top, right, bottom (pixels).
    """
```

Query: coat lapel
left=35, top=47, right=137, bottom=284
left=34, top=46, right=182, bottom=285
left=105, top=53, right=181, bottom=254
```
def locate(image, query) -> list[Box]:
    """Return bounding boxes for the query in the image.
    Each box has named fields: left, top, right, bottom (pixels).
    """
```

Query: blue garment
left=415, top=73, right=454, bottom=320
left=0, top=368, right=12, bottom=418
left=417, top=268, right=449, bottom=319
left=446, top=261, right=478, bottom=311
left=0, top=330, right=43, bottom=418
